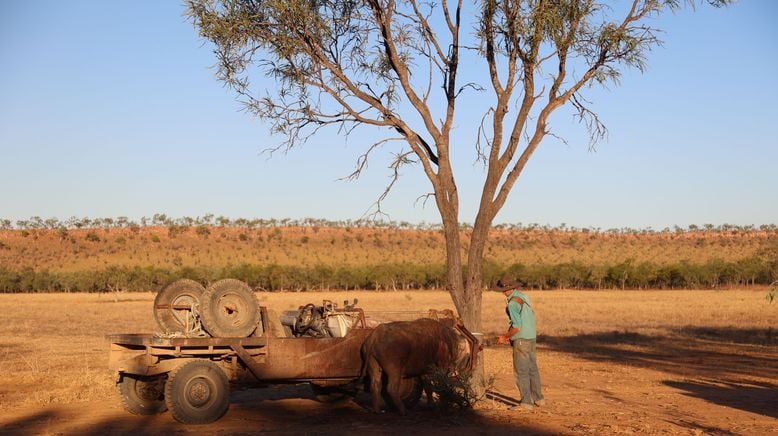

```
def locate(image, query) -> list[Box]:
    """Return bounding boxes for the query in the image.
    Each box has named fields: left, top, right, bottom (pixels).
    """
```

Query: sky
left=1, top=1, right=776, bottom=230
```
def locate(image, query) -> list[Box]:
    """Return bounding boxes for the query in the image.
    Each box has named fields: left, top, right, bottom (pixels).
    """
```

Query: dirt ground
left=0, top=291, right=776, bottom=435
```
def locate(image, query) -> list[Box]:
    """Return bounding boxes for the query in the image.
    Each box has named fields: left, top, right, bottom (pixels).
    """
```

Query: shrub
left=85, top=231, right=100, bottom=242
left=167, top=224, right=188, bottom=238
left=426, top=368, right=493, bottom=412
left=195, top=225, right=211, bottom=238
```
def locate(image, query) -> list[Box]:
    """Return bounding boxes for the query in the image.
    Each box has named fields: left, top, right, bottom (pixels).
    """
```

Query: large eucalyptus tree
left=187, top=0, right=727, bottom=334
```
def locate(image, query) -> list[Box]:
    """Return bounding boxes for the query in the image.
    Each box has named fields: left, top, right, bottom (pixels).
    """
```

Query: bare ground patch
left=0, top=290, right=775, bottom=435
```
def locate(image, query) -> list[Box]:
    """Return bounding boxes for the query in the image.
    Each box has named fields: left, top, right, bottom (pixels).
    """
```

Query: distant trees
left=1, top=214, right=776, bottom=293
left=0, top=255, right=775, bottom=293
left=3, top=215, right=777, bottom=235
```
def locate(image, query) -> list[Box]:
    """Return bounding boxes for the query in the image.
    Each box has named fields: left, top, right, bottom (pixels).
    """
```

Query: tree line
left=1, top=255, right=775, bottom=293
left=2, top=215, right=776, bottom=235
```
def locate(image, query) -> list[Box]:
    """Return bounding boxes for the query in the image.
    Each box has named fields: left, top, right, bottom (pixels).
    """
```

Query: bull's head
left=451, top=323, right=480, bottom=375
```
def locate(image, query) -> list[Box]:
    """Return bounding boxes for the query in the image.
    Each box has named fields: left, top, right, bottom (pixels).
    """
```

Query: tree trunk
left=434, top=166, right=465, bottom=315
left=434, top=147, right=501, bottom=398
left=435, top=184, right=495, bottom=398
left=439, top=208, right=464, bottom=310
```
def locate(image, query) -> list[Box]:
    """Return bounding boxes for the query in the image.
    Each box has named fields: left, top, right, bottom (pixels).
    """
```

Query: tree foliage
left=185, top=0, right=731, bottom=332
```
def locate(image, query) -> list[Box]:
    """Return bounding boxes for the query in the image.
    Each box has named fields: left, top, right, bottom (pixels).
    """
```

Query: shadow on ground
left=669, top=418, right=738, bottom=436
left=663, top=379, right=778, bottom=419
left=540, top=327, right=778, bottom=419
left=0, top=384, right=553, bottom=436
left=540, top=327, right=778, bottom=379
left=671, top=326, right=776, bottom=346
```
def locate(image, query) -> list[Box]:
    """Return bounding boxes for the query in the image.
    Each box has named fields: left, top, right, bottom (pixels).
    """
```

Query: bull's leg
left=368, top=359, right=383, bottom=413
left=386, top=372, right=407, bottom=415
left=421, top=375, right=434, bottom=409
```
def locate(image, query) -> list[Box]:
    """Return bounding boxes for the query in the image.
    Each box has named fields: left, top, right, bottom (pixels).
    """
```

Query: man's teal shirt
left=506, top=290, right=537, bottom=340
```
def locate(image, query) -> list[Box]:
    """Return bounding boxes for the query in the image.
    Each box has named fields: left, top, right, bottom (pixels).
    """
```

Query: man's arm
left=498, top=298, right=525, bottom=344
left=498, top=327, right=520, bottom=345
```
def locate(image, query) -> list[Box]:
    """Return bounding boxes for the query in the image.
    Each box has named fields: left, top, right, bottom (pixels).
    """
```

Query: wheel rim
left=185, top=376, right=215, bottom=408
left=216, top=291, right=249, bottom=328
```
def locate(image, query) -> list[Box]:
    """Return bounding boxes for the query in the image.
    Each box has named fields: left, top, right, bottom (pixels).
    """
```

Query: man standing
left=495, top=277, right=545, bottom=411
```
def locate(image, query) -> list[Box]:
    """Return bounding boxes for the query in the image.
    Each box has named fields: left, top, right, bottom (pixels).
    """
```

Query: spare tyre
left=200, top=279, right=259, bottom=338
left=154, top=279, right=206, bottom=334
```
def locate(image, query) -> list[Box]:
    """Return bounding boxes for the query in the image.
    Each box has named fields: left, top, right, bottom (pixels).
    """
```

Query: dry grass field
left=0, top=289, right=775, bottom=434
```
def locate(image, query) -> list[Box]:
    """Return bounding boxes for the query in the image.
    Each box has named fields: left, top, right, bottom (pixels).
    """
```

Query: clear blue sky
left=1, top=1, right=776, bottom=229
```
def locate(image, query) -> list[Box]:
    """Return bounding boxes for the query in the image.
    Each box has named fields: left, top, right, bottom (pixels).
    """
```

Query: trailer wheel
left=165, top=360, right=230, bottom=424
left=116, top=373, right=167, bottom=415
left=383, top=376, right=423, bottom=411
left=200, top=279, right=259, bottom=338
left=154, top=279, right=205, bottom=334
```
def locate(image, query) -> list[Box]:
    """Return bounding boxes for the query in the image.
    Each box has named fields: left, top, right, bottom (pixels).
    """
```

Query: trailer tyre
left=116, top=373, right=167, bottom=415
left=165, top=360, right=230, bottom=424
left=154, top=279, right=206, bottom=334
left=200, top=279, right=259, bottom=338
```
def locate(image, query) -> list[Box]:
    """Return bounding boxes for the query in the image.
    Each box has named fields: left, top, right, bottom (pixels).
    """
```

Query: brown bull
left=361, top=318, right=475, bottom=415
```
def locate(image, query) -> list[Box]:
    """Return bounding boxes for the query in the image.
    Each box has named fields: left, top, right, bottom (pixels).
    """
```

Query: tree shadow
left=663, top=379, right=778, bottom=419
left=540, top=328, right=778, bottom=381
left=669, top=418, right=736, bottom=436
left=671, top=326, right=776, bottom=346
left=0, top=384, right=557, bottom=435
left=0, top=410, right=57, bottom=435
left=228, top=384, right=555, bottom=434
left=540, top=328, right=778, bottom=419
left=0, top=407, right=182, bottom=436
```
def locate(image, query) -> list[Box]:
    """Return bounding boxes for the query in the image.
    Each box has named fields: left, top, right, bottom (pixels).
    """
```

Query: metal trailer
left=108, top=307, right=471, bottom=424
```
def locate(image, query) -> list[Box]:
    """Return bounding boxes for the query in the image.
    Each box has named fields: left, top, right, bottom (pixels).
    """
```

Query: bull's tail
left=359, top=332, right=376, bottom=384
left=360, top=332, right=386, bottom=414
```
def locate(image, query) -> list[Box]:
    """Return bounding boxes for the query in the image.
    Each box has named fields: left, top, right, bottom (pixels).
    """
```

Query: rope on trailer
left=184, top=302, right=209, bottom=337
left=155, top=302, right=210, bottom=339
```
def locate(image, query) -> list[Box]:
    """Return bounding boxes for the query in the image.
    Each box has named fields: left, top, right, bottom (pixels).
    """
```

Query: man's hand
left=497, top=335, right=510, bottom=345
